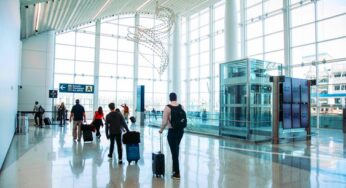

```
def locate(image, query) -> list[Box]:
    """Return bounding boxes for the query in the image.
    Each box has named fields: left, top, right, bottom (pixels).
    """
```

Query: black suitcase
left=83, top=129, right=93, bottom=142
left=152, top=135, right=165, bottom=177
left=44, top=117, right=51, bottom=125
left=130, top=116, right=136, bottom=123
left=126, top=143, right=140, bottom=164
left=123, top=131, right=140, bottom=144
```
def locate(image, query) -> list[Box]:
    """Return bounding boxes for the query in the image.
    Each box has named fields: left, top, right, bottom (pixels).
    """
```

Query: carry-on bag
left=44, top=117, right=51, bottom=125
left=82, top=124, right=93, bottom=142
left=123, top=131, right=140, bottom=144
left=152, top=134, right=165, bottom=177
left=126, top=143, right=140, bottom=164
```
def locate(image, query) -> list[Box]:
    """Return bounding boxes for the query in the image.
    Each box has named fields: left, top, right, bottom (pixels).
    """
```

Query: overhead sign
left=59, top=83, right=94, bottom=94
left=49, top=90, right=58, bottom=98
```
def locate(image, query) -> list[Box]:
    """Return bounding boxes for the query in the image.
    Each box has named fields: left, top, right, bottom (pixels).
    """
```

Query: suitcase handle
left=160, top=134, right=163, bottom=153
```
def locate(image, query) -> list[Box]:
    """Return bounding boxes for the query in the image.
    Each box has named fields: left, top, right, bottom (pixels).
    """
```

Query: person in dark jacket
left=106, top=103, right=129, bottom=164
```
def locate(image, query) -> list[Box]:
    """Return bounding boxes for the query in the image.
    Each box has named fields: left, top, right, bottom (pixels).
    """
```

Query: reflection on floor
left=0, top=123, right=346, bottom=188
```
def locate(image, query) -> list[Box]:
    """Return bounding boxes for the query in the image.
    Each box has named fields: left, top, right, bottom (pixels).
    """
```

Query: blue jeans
left=167, top=128, right=184, bottom=174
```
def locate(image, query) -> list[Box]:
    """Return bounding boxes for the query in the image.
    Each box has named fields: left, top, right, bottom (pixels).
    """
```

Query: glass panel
left=56, top=44, right=75, bottom=59
left=318, top=15, right=346, bottom=42
left=74, top=75, right=94, bottom=84
left=291, top=44, right=316, bottom=65
left=190, top=55, right=199, bottom=68
left=100, top=22, right=118, bottom=35
left=54, top=74, right=73, bottom=88
left=75, top=61, right=94, bottom=75
left=200, top=10, right=210, bottom=26
left=99, top=63, right=117, bottom=77
left=76, top=33, right=95, bottom=47
left=214, top=47, right=225, bottom=62
left=118, top=51, right=133, bottom=65
left=55, top=59, right=74, bottom=74
left=200, top=65, right=210, bottom=78
left=214, top=3, right=225, bottom=21
left=247, top=38, right=263, bottom=55
left=291, top=24, right=315, bottom=47
left=117, top=65, right=133, bottom=78
left=200, top=52, right=209, bottom=66
left=264, top=50, right=284, bottom=64
left=56, top=32, right=75, bottom=45
left=317, top=0, right=346, bottom=20
left=291, top=3, right=315, bottom=27
left=264, top=0, right=282, bottom=12
left=318, top=38, right=346, bottom=61
left=264, top=32, right=283, bottom=52
left=200, top=38, right=209, bottom=52
left=99, top=77, right=116, bottom=91
left=100, top=36, right=117, bottom=50
left=153, top=80, right=167, bottom=93
left=75, top=47, right=94, bottom=61
left=214, top=19, right=224, bottom=32
left=100, top=49, right=117, bottom=63
left=247, top=4, right=262, bottom=20
left=265, top=14, right=283, bottom=34
left=247, top=21, right=262, bottom=39
left=117, top=79, right=133, bottom=92
left=214, top=33, right=224, bottom=49
left=190, top=67, right=199, bottom=79
left=138, top=66, right=153, bottom=79
left=118, top=39, right=134, bottom=52
left=200, top=79, right=209, bottom=93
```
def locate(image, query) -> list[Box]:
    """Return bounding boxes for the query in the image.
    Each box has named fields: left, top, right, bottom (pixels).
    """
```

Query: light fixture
left=136, top=0, right=152, bottom=11
left=34, top=3, right=41, bottom=32
left=93, top=0, right=112, bottom=20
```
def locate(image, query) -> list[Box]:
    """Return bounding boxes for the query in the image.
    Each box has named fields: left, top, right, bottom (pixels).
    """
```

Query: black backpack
left=168, top=104, right=187, bottom=129
left=39, top=106, right=45, bottom=114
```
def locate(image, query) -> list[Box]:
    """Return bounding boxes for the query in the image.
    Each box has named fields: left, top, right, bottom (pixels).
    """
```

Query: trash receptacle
left=16, top=114, right=28, bottom=134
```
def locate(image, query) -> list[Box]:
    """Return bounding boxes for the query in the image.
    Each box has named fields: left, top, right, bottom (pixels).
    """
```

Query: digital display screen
left=300, top=79, right=308, bottom=104
left=283, top=77, right=292, bottom=104
left=300, top=104, right=308, bottom=128
left=292, top=104, right=301, bottom=128
left=282, top=104, right=292, bottom=129
left=292, top=78, right=301, bottom=104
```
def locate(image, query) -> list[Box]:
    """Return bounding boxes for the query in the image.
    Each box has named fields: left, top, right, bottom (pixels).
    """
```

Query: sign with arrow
left=59, top=83, right=94, bottom=94
left=49, top=90, right=58, bottom=98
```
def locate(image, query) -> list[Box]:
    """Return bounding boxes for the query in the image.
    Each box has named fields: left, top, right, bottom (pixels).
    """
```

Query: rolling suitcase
left=152, top=134, right=165, bottom=177
left=123, top=131, right=140, bottom=144
left=44, top=117, right=51, bottom=125
left=83, top=126, right=93, bottom=142
left=130, top=116, right=136, bottom=123
left=126, top=143, right=140, bottom=164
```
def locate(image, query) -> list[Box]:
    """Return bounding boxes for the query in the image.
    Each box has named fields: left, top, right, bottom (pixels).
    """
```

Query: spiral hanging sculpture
left=126, top=1, right=175, bottom=75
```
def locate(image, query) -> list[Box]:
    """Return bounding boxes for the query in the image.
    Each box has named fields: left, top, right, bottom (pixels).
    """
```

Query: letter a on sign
left=86, top=86, right=93, bottom=93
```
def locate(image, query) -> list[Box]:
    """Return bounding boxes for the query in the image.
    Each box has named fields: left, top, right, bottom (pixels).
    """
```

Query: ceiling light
left=93, top=0, right=112, bottom=20
left=34, top=3, right=41, bottom=32
left=136, top=0, right=152, bottom=11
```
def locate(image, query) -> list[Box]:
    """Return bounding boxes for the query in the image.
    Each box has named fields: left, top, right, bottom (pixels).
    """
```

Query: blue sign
left=59, top=83, right=94, bottom=94
left=311, top=93, right=346, bottom=97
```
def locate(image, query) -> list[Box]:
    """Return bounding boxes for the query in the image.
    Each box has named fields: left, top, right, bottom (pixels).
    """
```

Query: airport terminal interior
left=0, top=0, right=346, bottom=187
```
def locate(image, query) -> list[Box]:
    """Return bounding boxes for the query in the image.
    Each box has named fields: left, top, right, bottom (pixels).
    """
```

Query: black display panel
left=300, top=104, right=308, bottom=128
left=283, top=104, right=292, bottom=129
left=292, top=78, right=301, bottom=104
left=292, top=104, right=301, bottom=128
left=283, top=77, right=292, bottom=103
left=300, top=79, right=309, bottom=104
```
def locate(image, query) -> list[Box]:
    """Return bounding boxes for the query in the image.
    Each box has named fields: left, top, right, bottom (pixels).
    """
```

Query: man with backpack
left=159, top=92, right=187, bottom=179
left=33, top=101, right=44, bottom=128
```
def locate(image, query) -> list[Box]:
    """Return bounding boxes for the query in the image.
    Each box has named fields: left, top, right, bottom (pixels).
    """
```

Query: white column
left=93, top=20, right=101, bottom=110
left=19, top=31, right=56, bottom=113
left=209, top=6, right=215, bottom=112
left=133, top=13, right=139, bottom=112
left=240, top=0, right=246, bottom=58
left=186, top=17, right=191, bottom=110
left=225, top=0, right=238, bottom=61
left=172, top=15, right=181, bottom=97
left=283, top=0, right=291, bottom=76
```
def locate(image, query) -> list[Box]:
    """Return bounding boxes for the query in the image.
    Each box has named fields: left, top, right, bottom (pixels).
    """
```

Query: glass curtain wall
left=243, top=0, right=346, bottom=129
left=54, top=15, right=170, bottom=119
left=54, top=23, right=96, bottom=118
left=98, top=15, right=135, bottom=114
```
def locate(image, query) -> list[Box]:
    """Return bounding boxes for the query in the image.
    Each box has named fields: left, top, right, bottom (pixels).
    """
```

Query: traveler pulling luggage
left=123, top=131, right=140, bottom=164
left=152, top=134, right=165, bottom=177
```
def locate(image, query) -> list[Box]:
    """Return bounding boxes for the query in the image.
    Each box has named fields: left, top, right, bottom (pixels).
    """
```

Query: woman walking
left=93, top=106, right=105, bottom=139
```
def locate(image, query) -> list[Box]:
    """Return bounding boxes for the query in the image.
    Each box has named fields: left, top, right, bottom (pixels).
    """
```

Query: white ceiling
left=20, top=0, right=219, bottom=39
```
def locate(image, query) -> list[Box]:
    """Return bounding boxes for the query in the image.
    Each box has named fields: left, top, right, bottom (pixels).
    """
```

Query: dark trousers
left=94, top=119, right=103, bottom=137
left=167, top=129, right=184, bottom=174
left=34, top=113, right=43, bottom=126
left=59, top=111, right=66, bottom=125
left=109, top=134, right=122, bottom=159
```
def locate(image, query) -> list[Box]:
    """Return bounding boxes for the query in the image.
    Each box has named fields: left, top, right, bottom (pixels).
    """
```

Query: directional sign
left=59, top=83, right=94, bottom=94
left=49, top=90, right=58, bottom=98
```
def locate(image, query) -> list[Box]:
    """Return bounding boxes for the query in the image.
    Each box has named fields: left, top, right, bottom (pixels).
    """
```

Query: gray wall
left=0, top=0, right=21, bottom=169
left=19, top=31, right=55, bottom=112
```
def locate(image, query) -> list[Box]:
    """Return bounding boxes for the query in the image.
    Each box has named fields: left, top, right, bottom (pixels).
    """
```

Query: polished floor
left=0, top=122, right=346, bottom=188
